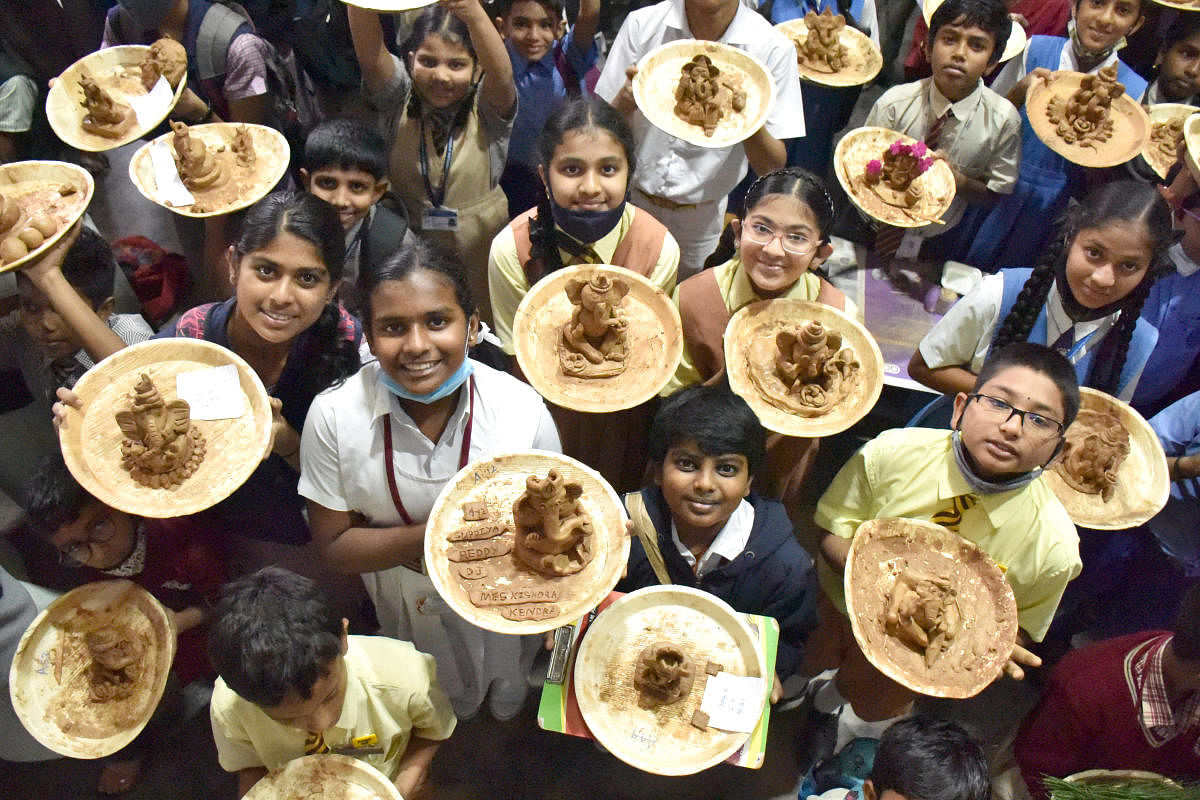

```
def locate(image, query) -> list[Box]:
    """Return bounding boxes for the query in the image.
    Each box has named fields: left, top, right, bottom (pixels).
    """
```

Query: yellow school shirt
left=814, top=428, right=1080, bottom=642
left=210, top=635, right=457, bottom=777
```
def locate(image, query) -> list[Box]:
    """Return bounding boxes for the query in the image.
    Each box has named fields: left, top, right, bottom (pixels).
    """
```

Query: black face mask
left=549, top=196, right=626, bottom=244
left=1055, top=260, right=1127, bottom=323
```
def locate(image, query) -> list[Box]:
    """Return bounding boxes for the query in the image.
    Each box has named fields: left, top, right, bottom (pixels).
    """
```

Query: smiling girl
left=348, top=0, right=516, bottom=322
left=299, top=237, right=560, bottom=720
left=911, top=180, right=1173, bottom=402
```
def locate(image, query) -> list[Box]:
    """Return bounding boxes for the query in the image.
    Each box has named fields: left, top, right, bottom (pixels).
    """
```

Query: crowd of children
left=2, top=0, right=1200, bottom=796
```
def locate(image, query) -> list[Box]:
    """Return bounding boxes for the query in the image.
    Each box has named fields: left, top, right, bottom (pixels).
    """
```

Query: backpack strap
left=608, top=207, right=668, bottom=278
left=624, top=491, right=673, bottom=586
left=676, top=268, right=730, bottom=383
left=195, top=2, right=253, bottom=81
left=362, top=204, right=410, bottom=275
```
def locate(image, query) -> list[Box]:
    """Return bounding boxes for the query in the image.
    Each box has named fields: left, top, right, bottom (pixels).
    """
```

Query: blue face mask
left=380, top=337, right=474, bottom=404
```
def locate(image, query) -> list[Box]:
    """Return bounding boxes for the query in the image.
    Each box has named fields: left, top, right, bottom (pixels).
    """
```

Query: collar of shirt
left=331, top=651, right=365, bottom=735
left=1127, top=633, right=1200, bottom=750
left=928, top=77, right=982, bottom=122
left=937, top=436, right=1030, bottom=532
left=1059, top=42, right=1118, bottom=75
left=726, top=255, right=818, bottom=313
left=1171, top=241, right=1200, bottom=278
left=1045, top=280, right=1111, bottom=344
left=506, top=38, right=556, bottom=77
left=366, top=362, right=473, bottom=444
left=664, top=0, right=759, bottom=46
left=669, top=498, right=754, bottom=578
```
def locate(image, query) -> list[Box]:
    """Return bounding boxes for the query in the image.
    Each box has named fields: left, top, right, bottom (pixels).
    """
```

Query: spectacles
left=967, top=393, right=1065, bottom=440
left=742, top=221, right=818, bottom=256
left=57, top=516, right=117, bottom=568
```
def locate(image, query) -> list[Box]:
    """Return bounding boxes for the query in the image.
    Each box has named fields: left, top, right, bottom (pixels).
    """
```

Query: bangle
left=278, top=445, right=299, bottom=459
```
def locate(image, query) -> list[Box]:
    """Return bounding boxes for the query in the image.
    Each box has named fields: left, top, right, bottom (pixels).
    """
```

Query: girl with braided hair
left=911, top=180, right=1174, bottom=402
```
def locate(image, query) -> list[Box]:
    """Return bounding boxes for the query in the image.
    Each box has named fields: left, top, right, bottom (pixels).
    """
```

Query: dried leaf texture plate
left=1145, top=0, right=1200, bottom=10
left=1043, top=387, right=1168, bottom=530
left=1026, top=72, right=1150, bottom=168
left=0, top=160, right=93, bottom=272
left=775, top=18, right=883, bottom=87
left=834, top=126, right=956, bottom=227
left=128, top=122, right=289, bottom=217
left=513, top=264, right=683, bottom=413
left=574, top=585, right=767, bottom=775
left=58, top=338, right=274, bottom=518
left=921, top=0, right=1026, bottom=63
left=1184, top=111, right=1200, bottom=183
left=342, top=0, right=434, bottom=8
left=725, top=298, right=883, bottom=437
left=46, top=45, right=187, bottom=152
left=10, top=580, right=176, bottom=758
left=425, top=450, right=629, bottom=635
left=632, top=39, right=777, bottom=149
left=845, top=518, right=1018, bottom=698
left=244, top=754, right=403, bottom=800
left=1143, top=104, right=1197, bottom=179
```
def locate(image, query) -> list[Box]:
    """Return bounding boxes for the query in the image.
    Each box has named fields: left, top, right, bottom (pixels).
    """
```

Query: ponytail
left=525, top=188, right=565, bottom=282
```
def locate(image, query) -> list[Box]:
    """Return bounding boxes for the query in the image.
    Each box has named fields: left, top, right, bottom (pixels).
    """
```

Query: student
left=1146, top=390, right=1200, bottom=578
left=208, top=567, right=457, bottom=799
left=617, top=384, right=816, bottom=688
left=299, top=236, right=560, bottom=720
left=809, top=343, right=1081, bottom=729
left=863, top=0, right=1021, bottom=263
left=495, top=0, right=601, bottom=217
left=966, top=0, right=1148, bottom=271
left=1014, top=583, right=1200, bottom=797
left=1143, top=15, right=1200, bottom=105
left=348, top=0, right=516, bottom=322
left=910, top=180, right=1172, bottom=403
left=594, top=0, right=807, bottom=278
left=667, top=168, right=851, bottom=508
left=300, top=118, right=411, bottom=317
left=26, top=452, right=226, bottom=794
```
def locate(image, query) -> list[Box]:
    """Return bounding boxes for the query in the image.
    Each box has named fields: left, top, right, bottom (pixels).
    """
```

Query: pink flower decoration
left=866, top=159, right=882, bottom=175
left=912, top=141, right=928, bottom=157
left=889, top=140, right=905, bottom=155
left=918, top=157, right=934, bottom=172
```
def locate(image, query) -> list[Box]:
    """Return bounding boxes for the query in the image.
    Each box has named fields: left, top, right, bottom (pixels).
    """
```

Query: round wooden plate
left=244, top=754, right=403, bottom=800
left=921, top=0, right=1026, bottom=63
left=1044, top=387, right=1169, bottom=530
left=1146, top=0, right=1200, bottom=11
left=9, top=580, right=176, bottom=759
left=633, top=39, right=777, bottom=149
left=128, top=122, right=290, bottom=217
left=1143, top=104, right=1197, bottom=180
left=513, top=264, right=683, bottom=413
left=0, top=160, right=94, bottom=273
left=775, top=18, right=883, bottom=87
left=725, top=298, right=883, bottom=437
left=341, top=0, right=435, bottom=8
left=574, top=585, right=768, bottom=775
left=1026, top=71, right=1151, bottom=169
left=1184, top=111, right=1200, bottom=183
left=424, top=450, right=629, bottom=635
left=844, top=517, right=1018, bottom=699
left=57, top=338, right=274, bottom=518
left=834, top=126, right=957, bottom=227
left=46, top=45, right=187, bottom=153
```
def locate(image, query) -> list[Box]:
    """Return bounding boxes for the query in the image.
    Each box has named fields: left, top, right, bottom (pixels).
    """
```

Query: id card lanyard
left=418, top=115, right=459, bottom=232
left=381, top=375, right=476, bottom=525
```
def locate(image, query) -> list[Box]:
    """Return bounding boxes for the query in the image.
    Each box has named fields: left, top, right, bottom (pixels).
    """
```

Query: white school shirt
left=594, top=0, right=808, bottom=204
left=298, top=359, right=560, bottom=717
left=669, top=498, right=754, bottom=579
left=917, top=273, right=1144, bottom=401
left=989, top=36, right=1121, bottom=100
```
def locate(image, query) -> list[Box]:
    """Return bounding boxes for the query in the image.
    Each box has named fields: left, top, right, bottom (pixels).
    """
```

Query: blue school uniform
left=998, top=267, right=1157, bottom=399
left=967, top=37, right=1147, bottom=272
left=1148, top=392, right=1200, bottom=576
left=1132, top=246, right=1200, bottom=411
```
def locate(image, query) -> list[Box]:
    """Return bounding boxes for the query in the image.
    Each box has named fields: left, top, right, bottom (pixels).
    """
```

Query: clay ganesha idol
left=512, top=469, right=594, bottom=576
left=885, top=568, right=960, bottom=669
left=171, top=121, right=226, bottom=191
left=78, top=72, right=134, bottom=139
left=754, top=320, right=860, bottom=414
left=115, top=373, right=206, bottom=488
left=633, top=641, right=695, bottom=709
left=85, top=628, right=144, bottom=703
left=1053, top=408, right=1129, bottom=501
left=1047, top=63, right=1125, bottom=149
left=560, top=272, right=630, bottom=378
left=864, top=139, right=933, bottom=209
left=674, top=54, right=747, bottom=137
left=796, top=8, right=848, bottom=73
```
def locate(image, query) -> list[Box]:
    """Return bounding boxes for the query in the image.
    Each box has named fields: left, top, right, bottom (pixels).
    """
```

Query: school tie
left=304, top=731, right=330, bottom=755
left=930, top=493, right=977, bottom=533
left=923, top=109, right=951, bottom=151
left=872, top=110, right=953, bottom=261
left=1050, top=327, right=1075, bottom=357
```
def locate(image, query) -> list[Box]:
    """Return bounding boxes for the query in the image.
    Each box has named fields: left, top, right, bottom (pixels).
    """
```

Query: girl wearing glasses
left=668, top=168, right=853, bottom=511
left=911, top=180, right=1174, bottom=403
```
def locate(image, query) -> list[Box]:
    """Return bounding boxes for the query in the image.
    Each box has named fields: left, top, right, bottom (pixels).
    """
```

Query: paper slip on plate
left=58, top=338, right=274, bottom=518
left=1026, top=71, right=1150, bottom=169
left=129, top=122, right=289, bottom=217
left=1044, top=387, right=1169, bottom=530
left=513, top=264, right=683, bottom=413
left=244, top=754, right=403, bottom=800
left=776, top=16, right=883, bottom=87
left=47, top=45, right=187, bottom=153
left=0, top=160, right=94, bottom=273
left=633, top=39, right=776, bottom=149
left=573, top=585, right=768, bottom=775
left=1143, top=104, right=1197, bottom=179
left=835, top=126, right=956, bottom=227
left=922, top=0, right=1026, bottom=63
left=725, top=298, right=883, bottom=437
left=424, top=450, right=629, bottom=635
left=845, top=517, right=1018, bottom=699
left=10, top=580, right=176, bottom=759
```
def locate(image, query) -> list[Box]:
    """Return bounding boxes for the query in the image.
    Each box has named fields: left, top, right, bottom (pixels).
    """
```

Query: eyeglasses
left=968, top=393, right=1065, bottom=440
left=742, top=221, right=818, bottom=256
left=57, top=516, right=117, bottom=568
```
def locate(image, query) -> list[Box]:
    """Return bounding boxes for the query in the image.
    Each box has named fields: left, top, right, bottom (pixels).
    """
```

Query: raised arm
left=348, top=5, right=398, bottom=96
left=570, top=0, right=601, bottom=57
left=743, top=125, right=787, bottom=177
left=444, top=0, right=516, bottom=117
left=307, top=502, right=428, bottom=574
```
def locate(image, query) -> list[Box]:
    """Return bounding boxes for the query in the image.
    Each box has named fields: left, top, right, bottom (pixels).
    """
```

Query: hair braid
left=1086, top=276, right=1152, bottom=395
left=992, top=263, right=1056, bottom=350
left=298, top=301, right=360, bottom=398
left=525, top=188, right=564, bottom=282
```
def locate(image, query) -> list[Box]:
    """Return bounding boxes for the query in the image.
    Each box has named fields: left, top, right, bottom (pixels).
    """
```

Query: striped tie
left=873, top=110, right=953, bottom=261
left=304, top=731, right=330, bottom=755
left=931, top=493, right=977, bottom=533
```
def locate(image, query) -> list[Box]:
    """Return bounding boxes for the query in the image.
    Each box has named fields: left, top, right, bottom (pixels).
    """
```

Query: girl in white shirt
left=299, top=236, right=560, bottom=720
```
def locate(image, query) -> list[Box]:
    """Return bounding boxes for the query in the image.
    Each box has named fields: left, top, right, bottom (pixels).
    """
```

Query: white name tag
left=896, top=231, right=924, bottom=261
left=422, top=206, right=459, bottom=231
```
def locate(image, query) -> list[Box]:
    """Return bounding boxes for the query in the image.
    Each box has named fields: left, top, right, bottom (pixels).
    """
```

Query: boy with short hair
left=208, top=567, right=456, bottom=798
left=495, top=0, right=601, bottom=216
left=300, top=118, right=410, bottom=314
left=618, top=384, right=817, bottom=686
left=809, top=343, right=1081, bottom=729
left=863, top=0, right=1020, bottom=263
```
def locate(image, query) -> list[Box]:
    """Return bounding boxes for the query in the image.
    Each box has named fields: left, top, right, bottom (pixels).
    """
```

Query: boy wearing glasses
left=805, top=343, right=1081, bottom=735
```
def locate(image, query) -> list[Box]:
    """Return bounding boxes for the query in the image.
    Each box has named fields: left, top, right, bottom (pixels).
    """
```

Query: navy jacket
left=617, top=487, right=818, bottom=678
